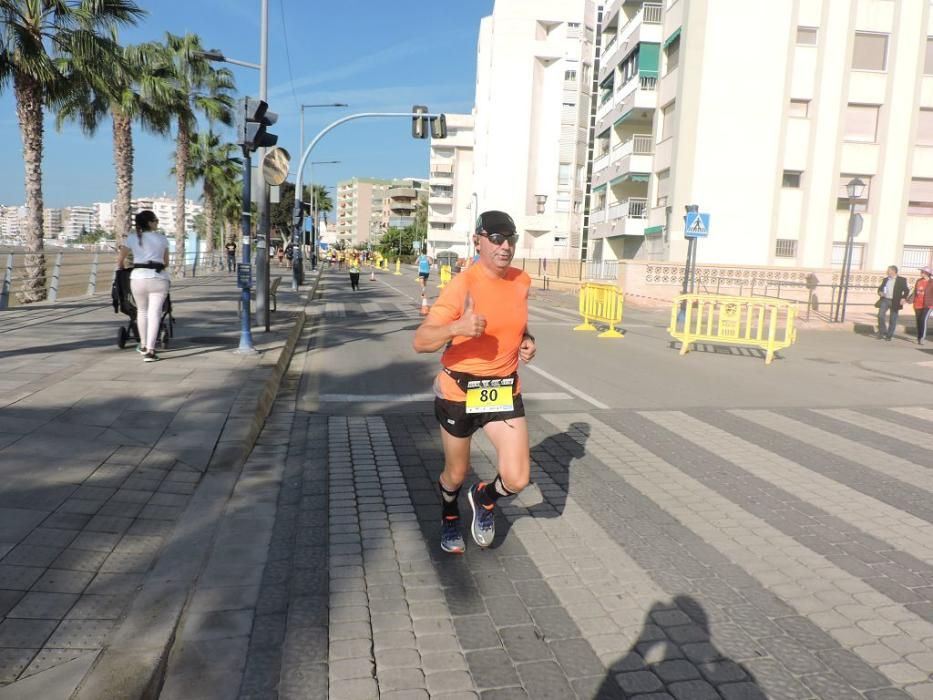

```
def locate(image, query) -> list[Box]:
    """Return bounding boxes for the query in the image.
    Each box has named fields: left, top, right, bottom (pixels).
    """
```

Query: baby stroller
left=111, top=268, right=174, bottom=349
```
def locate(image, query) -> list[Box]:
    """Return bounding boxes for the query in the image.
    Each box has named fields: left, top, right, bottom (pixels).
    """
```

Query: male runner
left=413, top=210, right=536, bottom=552
left=416, top=252, right=433, bottom=290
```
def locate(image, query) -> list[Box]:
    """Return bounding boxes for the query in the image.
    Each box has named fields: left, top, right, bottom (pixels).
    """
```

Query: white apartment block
left=43, top=208, right=64, bottom=239
left=95, top=202, right=114, bottom=234
left=427, top=113, right=475, bottom=258
left=130, top=197, right=202, bottom=237
left=0, top=206, right=27, bottom=243
left=473, top=0, right=596, bottom=260
left=62, top=206, right=97, bottom=240
left=592, top=0, right=933, bottom=273
left=336, top=178, right=391, bottom=245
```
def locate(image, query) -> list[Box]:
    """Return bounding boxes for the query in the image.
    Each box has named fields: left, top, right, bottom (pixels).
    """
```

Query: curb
left=69, top=268, right=324, bottom=700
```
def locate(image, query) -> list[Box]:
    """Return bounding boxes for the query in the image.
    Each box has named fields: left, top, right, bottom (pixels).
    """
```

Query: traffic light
left=411, top=105, right=428, bottom=139
left=430, top=114, right=448, bottom=139
left=239, top=97, right=278, bottom=152
left=292, top=201, right=304, bottom=230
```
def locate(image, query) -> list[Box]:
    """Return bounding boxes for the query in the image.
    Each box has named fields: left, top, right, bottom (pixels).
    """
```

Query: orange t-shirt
left=427, top=264, right=531, bottom=401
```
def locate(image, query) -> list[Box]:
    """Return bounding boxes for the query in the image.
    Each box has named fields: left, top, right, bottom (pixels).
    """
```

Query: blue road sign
left=685, top=212, right=710, bottom=238
left=237, top=263, right=252, bottom=289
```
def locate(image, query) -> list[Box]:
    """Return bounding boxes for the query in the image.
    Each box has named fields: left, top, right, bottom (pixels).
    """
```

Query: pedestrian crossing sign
left=685, top=212, right=710, bottom=238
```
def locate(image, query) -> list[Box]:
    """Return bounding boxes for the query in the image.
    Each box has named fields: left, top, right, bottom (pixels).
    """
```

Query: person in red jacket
left=908, top=266, right=933, bottom=345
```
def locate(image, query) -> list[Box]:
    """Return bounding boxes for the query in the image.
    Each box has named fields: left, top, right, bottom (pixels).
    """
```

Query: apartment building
left=130, top=197, right=202, bottom=237
left=62, top=206, right=97, bottom=240
left=473, top=0, right=596, bottom=260
left=383, top=178, right=429, bottom=231
left=427, top=113, right=475, bottom=258
left=43, top=209, right=64, bottom=239
left=592, top=0, right=933, bottom=273
left=335, top=177, right=391, bottom=245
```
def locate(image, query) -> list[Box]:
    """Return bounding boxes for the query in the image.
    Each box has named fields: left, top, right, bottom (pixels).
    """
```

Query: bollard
left=86, top=252, right=99, bottom=296
left=394, top=258, right=402, bottom=276
left=438, top=265, right=451, bottom=289
left=49, top=252, right=63, bottom=302
left=0, top=253, right=12, bottom=310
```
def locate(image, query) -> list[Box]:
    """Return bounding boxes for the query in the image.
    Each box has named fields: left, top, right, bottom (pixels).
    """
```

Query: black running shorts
left=434, top=394, right=526, bottom=438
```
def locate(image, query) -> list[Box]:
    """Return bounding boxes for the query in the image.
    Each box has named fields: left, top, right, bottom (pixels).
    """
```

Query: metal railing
left=609, top=198, right=648, bottom=220
left=0, top=248, right=228, bottom=309
left=585, top=260, right=620, bottom=280
left=643, top=3, right=663, bottom=23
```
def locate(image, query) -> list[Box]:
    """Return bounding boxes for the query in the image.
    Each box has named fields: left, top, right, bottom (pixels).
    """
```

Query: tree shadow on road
left=593, top=595, right=764, bottom=699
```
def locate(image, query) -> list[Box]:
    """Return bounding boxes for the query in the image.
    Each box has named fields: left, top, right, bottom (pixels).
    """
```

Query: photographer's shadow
left=490, top=422, right=589, bottom=550
left=594, top=596, right=764, bottom=699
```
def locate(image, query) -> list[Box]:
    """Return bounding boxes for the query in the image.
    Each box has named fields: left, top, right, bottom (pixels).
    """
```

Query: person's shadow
left=594, top=596, right=764, bottom=699
left=490, top=422, right=590, bottom=550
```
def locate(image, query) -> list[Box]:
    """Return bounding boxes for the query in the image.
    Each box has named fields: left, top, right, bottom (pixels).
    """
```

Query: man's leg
left=437, top=427, right=472, bottom=553
left=878, top=299, right=890, bottom=337
left=466, top=417, right=530, bottom=548
left=888, top=306, right=899, bottom=339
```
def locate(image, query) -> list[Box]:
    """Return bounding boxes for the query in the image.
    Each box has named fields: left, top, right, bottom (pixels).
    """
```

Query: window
left=926, top=38, right=933, bottom=75
left=832, top=242, right=864, bottom=269
left=789, top=99, right=810, bottom=118
left=852, top=32, right=888, bottom=71
left=556, top=194, right=571, bottom=212
left=775, top=239, right=798, bottom=258
left=665, top=36, right=680, bottom=74
left=564, top=70, right=577, bottom=81
left=655, top=169, right=670, bottom=207
left=660, top=102, right=676, bottom=141
left=797, top=27, right=818, bottom=45
left=919, top=109, right=933, bottom=146
left=782, top=170, right=802, bottom=188
left=908, top=178, right=933, bottom=215
left=558, top=163, right=572, bottom=188
left=844, top=104, right=880, bottom=143
left=902, top=245, right=933, bottom=270
left=836, top=174, right=872, bottom=212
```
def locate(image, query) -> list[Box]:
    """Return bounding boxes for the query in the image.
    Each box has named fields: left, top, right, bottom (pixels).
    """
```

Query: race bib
left=465, top=377, right=515, bottom=414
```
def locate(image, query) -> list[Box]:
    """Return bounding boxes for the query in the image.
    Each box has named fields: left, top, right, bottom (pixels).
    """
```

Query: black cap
left=475, top=210, right=516, bottom=235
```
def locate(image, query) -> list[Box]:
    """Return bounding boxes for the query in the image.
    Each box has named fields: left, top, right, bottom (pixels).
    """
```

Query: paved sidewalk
left=0, top=272, right=315, bottom=698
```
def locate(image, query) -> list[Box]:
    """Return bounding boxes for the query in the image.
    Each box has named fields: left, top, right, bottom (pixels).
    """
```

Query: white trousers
left=131, top=277, right=169, bottom=351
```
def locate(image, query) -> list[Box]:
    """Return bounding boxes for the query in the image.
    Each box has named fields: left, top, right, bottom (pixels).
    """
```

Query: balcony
left=590, top=198, right=648, bottom=240
left=597, top=74, right=657, bottom=133
left=593, top=152, right=611, bottom=173
left=388, top=187, right=417, bottom=199
left=429, top=211, right=455, bottom=224
left=430, top=188, right=453, bottom=203
left=599, top=3, right=663, bottom=82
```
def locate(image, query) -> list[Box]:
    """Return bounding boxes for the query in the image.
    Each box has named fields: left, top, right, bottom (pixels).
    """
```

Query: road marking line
left=316, top=391, right=573, bottom=403
left=523, top=364, right=609, bottom=409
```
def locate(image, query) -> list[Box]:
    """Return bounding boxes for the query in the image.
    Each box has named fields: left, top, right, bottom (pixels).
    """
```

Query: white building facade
left=592, top=0, right=933, bottom=274
left=130, top=197, right=202, bottom=237
left=472, top=0, right=596, bottom=260
left=427, top=113, right=475, bottom=259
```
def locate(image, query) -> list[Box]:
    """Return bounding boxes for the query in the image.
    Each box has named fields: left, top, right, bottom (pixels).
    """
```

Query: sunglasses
left=479, top=231, right=518, bottom=246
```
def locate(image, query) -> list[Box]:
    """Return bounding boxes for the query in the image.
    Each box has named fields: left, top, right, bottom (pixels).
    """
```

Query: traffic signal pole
left=237, top=147, right=257, bottom=353
left=291, top=110, right=447, bottom=290
left=256, top=0, right=271, bottom=331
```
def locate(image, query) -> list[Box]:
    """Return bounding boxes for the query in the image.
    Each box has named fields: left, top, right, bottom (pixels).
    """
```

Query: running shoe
left=440, top=518, right=465, bottom=554
left=143, top=351, right=159, bottom=363
left=136, top=345, right=146, bottom=355
left=467, top=483, right=496, bottom=548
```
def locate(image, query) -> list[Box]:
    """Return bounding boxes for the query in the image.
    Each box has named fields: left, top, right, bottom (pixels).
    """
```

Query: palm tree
left=0, top=0, right=144, bottom=301
left=158, top=33, right=235, bottom=274
left=217, top=174, right=245, bottom=253
left=311, top=184, right=333, bottom=223
left=176, top=131, right=241, bottom=257
left=56, top=40, right=174, bottom=244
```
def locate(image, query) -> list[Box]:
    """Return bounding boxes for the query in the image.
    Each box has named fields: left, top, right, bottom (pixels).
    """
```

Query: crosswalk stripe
left=733, top=410, right=933, bottom=497
left=542, top=411, right=933, bottom=686
left=324, top=302, right=346, bottom=317
left=811, top=408, right=933, bottom=450
left=888, top=405, right=933, bottom=425
left=643, top=410, right=933, bottom=567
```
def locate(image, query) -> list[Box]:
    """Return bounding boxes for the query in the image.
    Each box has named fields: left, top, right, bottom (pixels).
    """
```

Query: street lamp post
left=834, top=177, right=866, bottom=322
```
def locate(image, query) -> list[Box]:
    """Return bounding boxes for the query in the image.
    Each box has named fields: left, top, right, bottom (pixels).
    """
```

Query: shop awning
left=592, top=183, right=607, bottom=193
left=663, top=27, right=681, bottom=49
left=644, top=225, right=664, bottom=236
left=609, top=172, right=650, bottom=186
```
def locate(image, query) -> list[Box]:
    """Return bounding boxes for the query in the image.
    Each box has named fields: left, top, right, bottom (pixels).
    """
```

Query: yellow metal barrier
left=669, top=294, right=798, bottom=365
left=574, top=283, right=624, bottom=338
left=437, top=265, right=451, bottom=289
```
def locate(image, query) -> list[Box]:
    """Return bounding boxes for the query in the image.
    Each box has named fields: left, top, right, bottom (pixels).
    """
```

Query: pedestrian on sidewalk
left=348, top=253, right=361, bottom=291
left=907, top=266, right=933, bottom=345
left=413, top=210, right=537, bottom=554
left=225, top=239, right=236, bottom=272
left=875, top=265, right=909, bottom=341
left=116, top=210, right=169, bottom=362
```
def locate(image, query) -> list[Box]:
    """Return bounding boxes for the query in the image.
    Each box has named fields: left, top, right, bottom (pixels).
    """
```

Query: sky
left=0, top=0, right=494, bottom=208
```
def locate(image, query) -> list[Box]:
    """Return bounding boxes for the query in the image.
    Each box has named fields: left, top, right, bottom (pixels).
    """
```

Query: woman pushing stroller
left=116, top=210, right=170, bottom=362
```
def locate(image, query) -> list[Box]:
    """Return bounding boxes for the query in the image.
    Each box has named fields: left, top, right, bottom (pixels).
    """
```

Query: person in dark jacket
left=876, top=265, right=910, bottom=340
left=908, top=266, right=933, bottom=345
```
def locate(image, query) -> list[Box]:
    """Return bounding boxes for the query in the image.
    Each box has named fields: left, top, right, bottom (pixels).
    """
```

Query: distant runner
left=413, top=210, right=536, bottom=553
left=416, top=252, right=433, bottom=290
